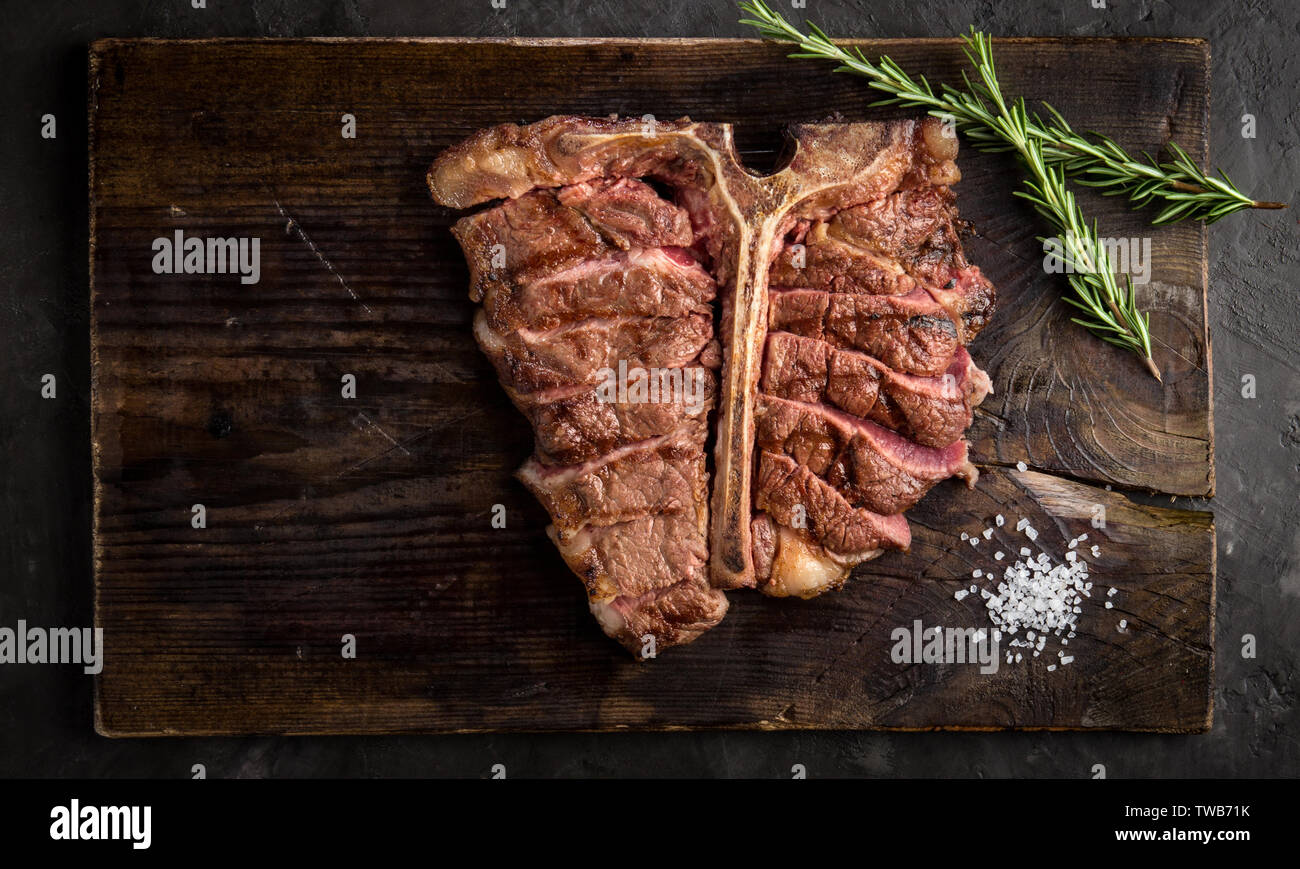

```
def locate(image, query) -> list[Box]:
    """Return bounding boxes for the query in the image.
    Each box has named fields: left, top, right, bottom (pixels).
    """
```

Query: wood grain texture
left=90, top=38, right=1214, bottom=734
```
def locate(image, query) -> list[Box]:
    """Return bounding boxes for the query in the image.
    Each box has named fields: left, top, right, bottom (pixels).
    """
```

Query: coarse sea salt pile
left=954, top=519, right=1117, bottom=668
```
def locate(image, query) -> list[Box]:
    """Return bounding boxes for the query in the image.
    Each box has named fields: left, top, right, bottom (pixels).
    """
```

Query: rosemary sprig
left=969, top=104, right=1285, bottom=224
left=739, top=0, right=1160, bottom=378
left=961, top=31, right=1160, bottom=379
left=738, top=0, right=1283, bottom=224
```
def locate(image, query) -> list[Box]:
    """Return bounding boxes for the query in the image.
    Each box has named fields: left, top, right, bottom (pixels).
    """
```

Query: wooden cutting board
left=90, top=37, right=1214, bottom=735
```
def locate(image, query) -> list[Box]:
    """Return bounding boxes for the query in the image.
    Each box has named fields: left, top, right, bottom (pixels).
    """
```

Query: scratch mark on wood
left=272, top=195, right=373, bottom=313
left=353, top=412, right=412, bottom=456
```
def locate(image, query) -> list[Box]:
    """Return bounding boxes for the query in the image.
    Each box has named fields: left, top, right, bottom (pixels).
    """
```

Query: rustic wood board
left=90, top=38, right=1214, bottom=735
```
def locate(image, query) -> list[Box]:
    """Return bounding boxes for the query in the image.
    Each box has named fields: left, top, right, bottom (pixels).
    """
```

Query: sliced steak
left=592, top=577, right=729, bottom=656
left=833, top=189, right=996, bottom=339
left=876, top=346, right=992, bottom=442
left=831, top=187, right=967, bottom=285
left=556, top=177, right=694, bottom=247
left=761, top=333, right=991, bottom=447
left=550, top=511, right=707, bottom=602
left=769, top=220, right=916, bottom=296
left=473, top=309, right=713, bottom=394
left=550, top=514, right=727, bottom=656
left=755, top=394, right=978, bottom=515
left=430, top=120, right=731, bottom=656
left=451, top=189, right=610, bottom=303
left=427, top=115, right=717, bottom=210
left=506, top=363, right=716, bottom=466
left=922, top=268, right=996, bottom=343
left=770, top=187, right=995, bottom=340
left=451, top=180, right=694, bottom=304
left=754, top=450, right=912, bottom=559
left=483, top=247, right=715, bottom=334
left=768, top=287, right=960, bottom=376
left=517, top=421, right=708, bottom=532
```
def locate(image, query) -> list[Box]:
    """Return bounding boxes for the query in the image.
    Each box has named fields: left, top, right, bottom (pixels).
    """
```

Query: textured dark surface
left=2, top=0, right=1295, bottom=775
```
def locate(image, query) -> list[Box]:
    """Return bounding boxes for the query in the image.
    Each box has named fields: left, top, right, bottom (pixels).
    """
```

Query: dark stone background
left=2, top=0, right=1295, bottom=778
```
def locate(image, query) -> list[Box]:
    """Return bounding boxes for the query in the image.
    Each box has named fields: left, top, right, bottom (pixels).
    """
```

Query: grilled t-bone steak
left=428, top=114, right=994, bottom=654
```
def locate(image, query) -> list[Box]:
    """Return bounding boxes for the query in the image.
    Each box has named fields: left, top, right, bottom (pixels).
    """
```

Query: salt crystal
left=1025, top=527, right=1039, bottom=541
left=1107, top=587, right=1117, bottom=597
left=969, top=537, right=979, bottom=547
left=1047, top=664, right=1057, bottom=671
left=983, top=528, right=994, bottom=540
left=955, top=589, right=970, bottom=601
left=1105, top=601, right=1113, bottom=609
left=961, top=532, right=968, bottom=541
left=1118, top=620, right=1127, bottom=630
left=975, top=541, right=1092, bottom=664
left=1060, top=656, right=1074, bottom=666
left=1016, top=461, right=1027, bottom=471
left=994, top=551, right=1005, bottom=561
left=1016, top=518, right=1029, bottom=531
left=995, top=514, right=1005, bottom=527
left=973, top=570, right=982, bottom=579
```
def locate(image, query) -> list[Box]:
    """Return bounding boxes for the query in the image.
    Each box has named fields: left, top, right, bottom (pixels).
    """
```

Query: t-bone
left=428, top=114, right=995, bottom=655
